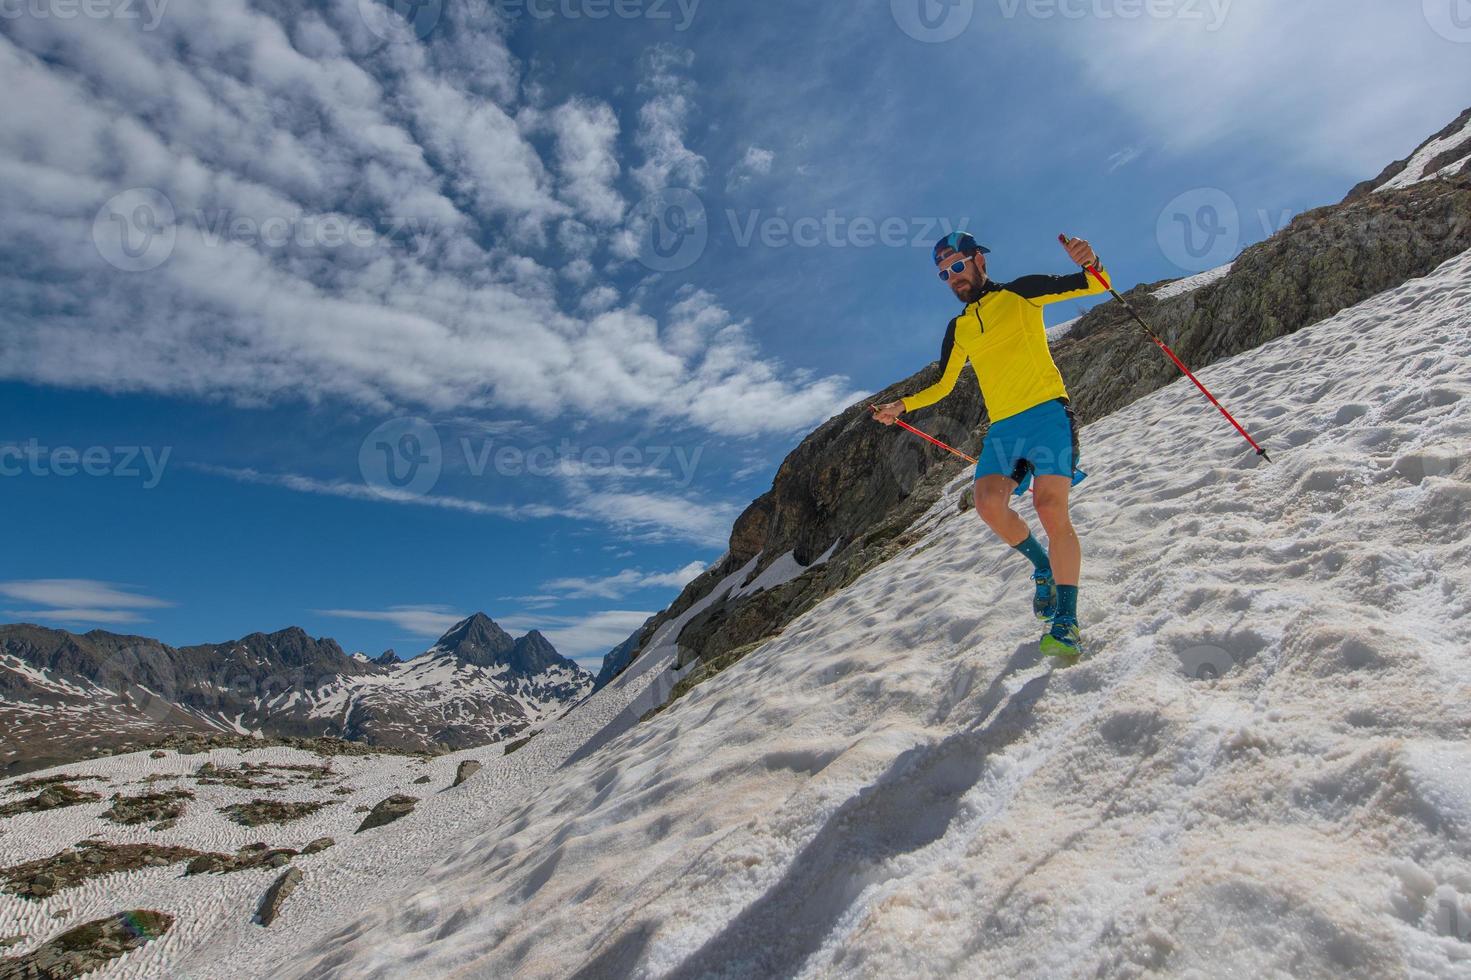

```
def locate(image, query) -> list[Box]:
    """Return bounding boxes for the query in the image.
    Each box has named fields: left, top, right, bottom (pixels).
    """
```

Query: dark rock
left=0, top=910, right=171, bottom=978
left=412, top=775, right=431, bottom=785
left=451, top=761, right=482, bottom=788
left=0, top=936, right=23, bottom=950
left=3, top=842, right=206, bottom=901
left=149, top=751, right=168, bottom=759
left=300, top=837, right=335, bottom=856
left=255, top=868, right=304, bottom=927
left=220, top=799, right=332, bottom=827
left=101, top=789, right=194, bottom=827
left=355, top=795, right=418, bottom=832
left=0, top=784, right=103, bottom=818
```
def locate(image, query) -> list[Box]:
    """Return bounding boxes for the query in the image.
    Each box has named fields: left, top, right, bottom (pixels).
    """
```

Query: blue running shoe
left=1032, top=570, right=1058, bottom=622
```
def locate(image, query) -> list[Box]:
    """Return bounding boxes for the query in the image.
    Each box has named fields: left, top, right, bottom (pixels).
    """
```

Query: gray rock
left=451, top=760, right=482, bottom=788
left=0, top=909, right=171, bottom=977
left=300, top=837, right=335, bottom=856
left=355, top=795, right=419, bottom=833
left=412, top=775, right=431, bottom=785
left=255, top=868, right=304, bottom=927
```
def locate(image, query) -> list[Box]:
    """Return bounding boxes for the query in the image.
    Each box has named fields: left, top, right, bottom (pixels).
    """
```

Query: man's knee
left=974, top=489, right=1010, bottom=525
left=1033, top=490, right=1070, bottom=525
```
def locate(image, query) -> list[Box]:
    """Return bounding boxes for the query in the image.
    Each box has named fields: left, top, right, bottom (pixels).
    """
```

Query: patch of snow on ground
left=1378, top=116, right=1471, bottom=193
left=1152, top=262, right=1235, bottom=301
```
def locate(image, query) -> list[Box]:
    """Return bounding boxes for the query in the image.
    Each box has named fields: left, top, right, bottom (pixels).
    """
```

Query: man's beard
left=953, top=278, right=985, bottom=304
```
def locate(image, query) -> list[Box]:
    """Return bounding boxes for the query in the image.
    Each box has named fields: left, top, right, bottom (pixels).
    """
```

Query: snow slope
left=6, top=250, right=1470, bottom=978
left=264, top=247, right=1471, bottom=979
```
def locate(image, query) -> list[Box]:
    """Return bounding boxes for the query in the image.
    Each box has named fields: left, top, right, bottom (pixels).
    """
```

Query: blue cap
left=933, top=232, right=990, bottom=264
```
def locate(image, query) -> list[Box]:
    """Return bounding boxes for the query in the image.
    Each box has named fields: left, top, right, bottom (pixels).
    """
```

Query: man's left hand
left=1062, top=237, right=1097, bottom=268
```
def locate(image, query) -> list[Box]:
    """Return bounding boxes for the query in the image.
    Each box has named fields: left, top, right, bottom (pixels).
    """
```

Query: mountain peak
left=429, top=613, right=516, bottom=668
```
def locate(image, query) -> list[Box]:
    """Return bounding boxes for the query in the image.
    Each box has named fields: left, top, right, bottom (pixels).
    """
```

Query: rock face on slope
left=604, top=106, right=1471, bottom=692
left=0, top=614, right=593, bottom=776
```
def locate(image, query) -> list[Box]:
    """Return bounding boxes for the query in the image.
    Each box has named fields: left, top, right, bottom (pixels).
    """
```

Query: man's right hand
left=871, top=401, right=906, bottom=426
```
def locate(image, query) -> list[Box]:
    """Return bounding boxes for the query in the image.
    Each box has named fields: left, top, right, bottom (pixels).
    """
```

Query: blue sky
left=2, top=0, right=1469, bottom=668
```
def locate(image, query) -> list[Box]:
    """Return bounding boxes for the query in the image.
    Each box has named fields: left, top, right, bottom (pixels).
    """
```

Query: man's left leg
left=1033, top=475, right=1083, bottom=656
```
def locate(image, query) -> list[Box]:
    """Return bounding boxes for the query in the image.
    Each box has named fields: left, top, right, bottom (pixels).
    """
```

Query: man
left=873, top=232, right=1107, bottom=660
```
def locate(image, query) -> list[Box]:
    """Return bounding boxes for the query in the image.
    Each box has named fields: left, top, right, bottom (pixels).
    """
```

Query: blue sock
left=1012, top=533, right=1051, bottom=574
left=1054, top=585, right=1079, bottom=623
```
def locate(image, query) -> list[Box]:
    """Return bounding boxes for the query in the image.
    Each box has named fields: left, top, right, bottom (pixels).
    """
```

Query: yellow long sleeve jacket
left=902, top=267, right=1108, bottom=423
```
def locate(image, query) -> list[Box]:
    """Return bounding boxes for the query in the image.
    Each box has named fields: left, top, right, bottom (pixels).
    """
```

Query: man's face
left=937, top=248, right=987, bottom=304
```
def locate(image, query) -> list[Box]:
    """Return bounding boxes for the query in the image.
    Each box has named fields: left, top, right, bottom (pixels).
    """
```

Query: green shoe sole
left=1040, top=632, right=1083, bottom=664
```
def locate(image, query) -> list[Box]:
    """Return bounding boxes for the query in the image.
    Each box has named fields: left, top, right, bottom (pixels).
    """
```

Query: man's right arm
left=900, top=318, right=966, bottom=413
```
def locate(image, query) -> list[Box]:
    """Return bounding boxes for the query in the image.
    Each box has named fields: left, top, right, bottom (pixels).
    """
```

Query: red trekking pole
left=1060, top=235, right=1271, bottom=463
left=869, top=406, right=978, bottom=464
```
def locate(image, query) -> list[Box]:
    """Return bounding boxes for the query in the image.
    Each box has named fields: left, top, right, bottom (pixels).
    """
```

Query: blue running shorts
left=974, top=397, right=1088, bottom=497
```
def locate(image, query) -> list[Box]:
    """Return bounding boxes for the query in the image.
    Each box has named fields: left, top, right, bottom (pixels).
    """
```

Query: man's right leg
left=976, top=475, right=1057, bottom=620
left=974, top=475, right=1027, bottom=544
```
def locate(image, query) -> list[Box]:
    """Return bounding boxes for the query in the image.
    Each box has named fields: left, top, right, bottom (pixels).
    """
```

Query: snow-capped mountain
left=0, top=615, right=593, bottom=775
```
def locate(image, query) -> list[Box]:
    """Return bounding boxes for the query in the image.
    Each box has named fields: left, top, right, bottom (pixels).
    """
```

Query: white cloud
left=1106, top=146, right=1142, bottom=174
left=314, top=605, right=466, bottom=639
left=1052, top=2, right=1471, bottom=175
left=727, top=145, right=775, bottom=191
left=0, top=22, right=851, bottom=441
left=551, top=98, right=625, bottom=224
left=0, top=579, right=174, bottom=625
left=542, top=561, right=708, bottom=600
left=630, top=44, right=708, bottom=194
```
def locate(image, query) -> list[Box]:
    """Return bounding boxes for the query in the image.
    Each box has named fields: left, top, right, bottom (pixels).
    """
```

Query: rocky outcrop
left=3, top=842, right=207, bottom=900
left=0, top=783, right=102, bottom=818
left=256, top=868, right=304, bottom=927
left=451, top=760, right=482, bottom=788
left=0, top=910, right=172, bottom=979
left=100, top=790, right=194, bottom=828
left=355, top=795, right=418, bottom=832
left=220, top=799, right=332, bottom=827
left=1342, top=105, right=1471, bottom=202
